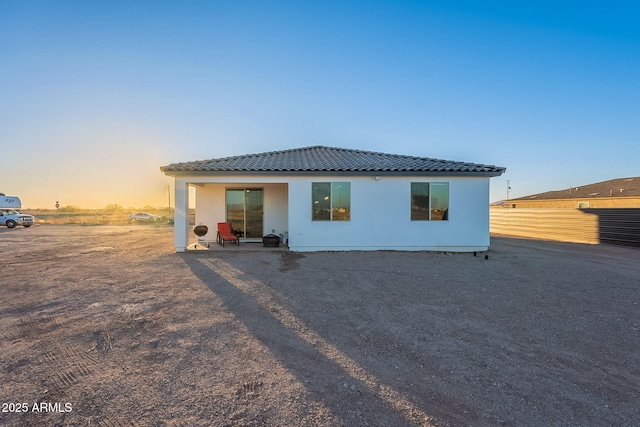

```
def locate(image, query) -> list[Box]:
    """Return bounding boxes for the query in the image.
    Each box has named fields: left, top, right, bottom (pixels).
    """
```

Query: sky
left=1, top=0, right=639, bottom=208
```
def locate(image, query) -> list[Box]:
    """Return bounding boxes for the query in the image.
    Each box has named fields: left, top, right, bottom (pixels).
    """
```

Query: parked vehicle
left=128, top=212, right=162, bottom=222
left=0, top=194, right=35, bottom=228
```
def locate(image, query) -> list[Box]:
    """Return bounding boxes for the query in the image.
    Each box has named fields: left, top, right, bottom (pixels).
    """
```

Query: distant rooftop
left=512, top=177, right=640, bottom=200
left=161, top=145, right=506, bottom=176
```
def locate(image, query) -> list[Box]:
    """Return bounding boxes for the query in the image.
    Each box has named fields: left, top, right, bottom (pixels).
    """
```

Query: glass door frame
left=225, top=187, right=264, bottom=241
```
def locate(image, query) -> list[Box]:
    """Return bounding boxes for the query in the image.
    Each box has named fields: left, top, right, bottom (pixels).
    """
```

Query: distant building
left=502, top=177, right=640, bottom=208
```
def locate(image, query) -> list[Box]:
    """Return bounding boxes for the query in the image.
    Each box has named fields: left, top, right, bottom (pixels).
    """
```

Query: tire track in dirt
left=93, top=419, right=142, bottom=427
left=19, top=315, right=61, bottom=338
left=35, top=343, right=102, bottom=390
left=0, top=316, right=21, bottom=342
left=8, top=310, right=106, bottom=425
left=157, top=420, right=193, bottom=427
left=236, top=380, right=264, bottom=399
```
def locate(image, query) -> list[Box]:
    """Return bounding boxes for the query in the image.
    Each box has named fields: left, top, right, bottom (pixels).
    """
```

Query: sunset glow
left=2, top=1, right=639, bottom=208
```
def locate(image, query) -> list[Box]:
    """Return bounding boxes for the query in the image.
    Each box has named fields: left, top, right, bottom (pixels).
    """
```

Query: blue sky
left=1, top=1, right=638, bottom=208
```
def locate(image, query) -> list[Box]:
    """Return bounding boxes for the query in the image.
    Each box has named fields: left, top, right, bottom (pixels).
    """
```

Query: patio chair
left=217, top=222, right=239, bottom=247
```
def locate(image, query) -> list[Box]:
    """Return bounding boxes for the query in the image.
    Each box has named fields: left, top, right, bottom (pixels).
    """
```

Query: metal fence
left=490, top=208, right=640, bottom=247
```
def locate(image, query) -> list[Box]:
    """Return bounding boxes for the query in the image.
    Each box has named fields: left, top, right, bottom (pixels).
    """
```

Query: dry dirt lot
left=1, top=225, right=639, bottom=426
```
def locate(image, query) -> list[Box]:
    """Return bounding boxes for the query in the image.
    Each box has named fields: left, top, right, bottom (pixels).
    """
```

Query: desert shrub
left=104, top=203, right=124, bottom=212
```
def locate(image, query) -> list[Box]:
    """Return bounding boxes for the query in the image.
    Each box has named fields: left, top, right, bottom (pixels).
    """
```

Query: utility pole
left=506, top=180, right=511, bottom=201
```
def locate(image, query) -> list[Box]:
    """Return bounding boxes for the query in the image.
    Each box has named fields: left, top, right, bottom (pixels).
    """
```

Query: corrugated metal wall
left=490, top=208, right=640, bottom=247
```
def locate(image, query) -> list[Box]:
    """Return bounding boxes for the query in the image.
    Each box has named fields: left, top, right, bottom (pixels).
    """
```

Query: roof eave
left=161, top=169, right=505, bottom=178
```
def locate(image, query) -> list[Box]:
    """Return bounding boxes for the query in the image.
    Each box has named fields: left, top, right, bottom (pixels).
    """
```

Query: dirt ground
left=1, top=225, right=638, bottom=426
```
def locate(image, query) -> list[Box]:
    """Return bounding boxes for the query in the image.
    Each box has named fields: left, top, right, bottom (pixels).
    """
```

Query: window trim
left=312, top=182, right=351, bottom=221
left=411, top=182, right=449, bottom=221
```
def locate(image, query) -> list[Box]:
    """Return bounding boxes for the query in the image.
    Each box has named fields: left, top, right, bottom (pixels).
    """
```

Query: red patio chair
left=217, top=222, right=239, bottom=247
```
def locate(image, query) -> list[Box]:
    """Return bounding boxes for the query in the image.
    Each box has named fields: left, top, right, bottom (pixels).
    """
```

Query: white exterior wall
left=287, top=175, right=490, bottom=252
left=170, top=174, right=492, bottom=252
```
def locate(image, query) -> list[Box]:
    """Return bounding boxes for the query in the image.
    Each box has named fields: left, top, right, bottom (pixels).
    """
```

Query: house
left=490, top=177, right=640, bottom=247
left=160, top=146, right=506, bottom=252
left=504, top=177, right=640, bottom=208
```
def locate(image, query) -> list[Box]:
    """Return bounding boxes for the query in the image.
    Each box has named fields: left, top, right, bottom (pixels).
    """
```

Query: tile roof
left=513, top=177, right=640, bottom=200
left=161, top=146, right=505, bottom=176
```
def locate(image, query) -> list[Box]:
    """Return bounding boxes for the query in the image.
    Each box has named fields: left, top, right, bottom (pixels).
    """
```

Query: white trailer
left=1, top=195, right=22, bottom=208
left=0, top=194, right=34, bottom=228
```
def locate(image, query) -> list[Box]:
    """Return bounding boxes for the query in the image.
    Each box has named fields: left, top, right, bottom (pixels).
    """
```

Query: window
left=312, top=182, right=350, bottom=221
left=411, top=182, right=449, bottom=221
left=312, top=183, right=331, bottom=220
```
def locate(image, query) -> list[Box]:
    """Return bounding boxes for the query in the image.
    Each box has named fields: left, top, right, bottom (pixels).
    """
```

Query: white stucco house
left=160, top=146, right=505, bottom=252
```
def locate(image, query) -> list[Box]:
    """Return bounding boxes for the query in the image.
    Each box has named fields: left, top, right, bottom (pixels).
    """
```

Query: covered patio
left=172, top=177, right=289, bottom=252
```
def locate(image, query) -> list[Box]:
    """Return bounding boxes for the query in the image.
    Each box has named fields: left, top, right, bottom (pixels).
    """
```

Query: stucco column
left=174, top=179, right=189, bottom=252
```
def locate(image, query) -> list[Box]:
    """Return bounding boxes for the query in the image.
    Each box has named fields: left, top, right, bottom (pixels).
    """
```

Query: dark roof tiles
left=513, top=177, right=640, bottom=200
left=161, top=145, right=505, bottom=176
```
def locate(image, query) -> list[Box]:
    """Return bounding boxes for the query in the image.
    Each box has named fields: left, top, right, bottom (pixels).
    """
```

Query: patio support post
left=174, top=179, right=189, bottom=252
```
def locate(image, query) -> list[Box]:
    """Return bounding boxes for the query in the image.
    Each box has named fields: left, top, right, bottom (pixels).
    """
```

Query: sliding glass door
left=226, top=188, right=264, bottom=239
